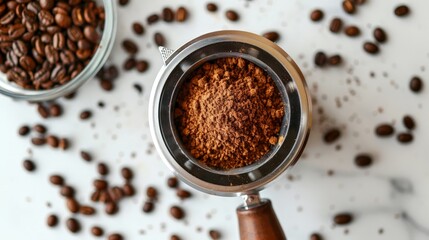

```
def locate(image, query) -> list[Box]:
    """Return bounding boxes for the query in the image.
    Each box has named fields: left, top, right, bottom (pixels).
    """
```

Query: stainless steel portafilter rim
left=149, top=30, right=311, bottom=197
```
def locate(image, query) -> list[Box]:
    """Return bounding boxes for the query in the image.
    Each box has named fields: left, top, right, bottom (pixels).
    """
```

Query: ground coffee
left=175, top=57, right=285, bottom=170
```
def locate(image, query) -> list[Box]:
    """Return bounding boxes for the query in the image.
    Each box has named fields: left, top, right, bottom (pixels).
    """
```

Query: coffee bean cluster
left=0, top=0, right=105, bottom=90
left=314, top=51, right=342, bottom=67
left=375, top=114, right=417, bottom=144
left=18, top=123, right=70, bottom=150
left=37, top=102, right=63, bottom=118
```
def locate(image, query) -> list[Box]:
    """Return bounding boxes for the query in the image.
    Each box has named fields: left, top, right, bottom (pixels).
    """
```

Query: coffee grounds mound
left=175, top=57, right=285, bottom=170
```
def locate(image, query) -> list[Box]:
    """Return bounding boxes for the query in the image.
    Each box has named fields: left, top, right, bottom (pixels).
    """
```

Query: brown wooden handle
left=236, top=199, right=286, bottom=240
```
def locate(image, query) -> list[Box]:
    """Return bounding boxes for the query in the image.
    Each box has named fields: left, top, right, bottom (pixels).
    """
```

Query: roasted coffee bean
left=78, top=39, right=91, bottom=50
left=206, top=3, right=218, bottom=12
left=342, top=0, right=356, bottom=14
left=344, top=26, right=360, bottom=37
left=397, top=133, right=413, bottom=143
left=33, top=124, right=47, bottom=134
left=47, top=214, right=58, bottom=227
left=363, top=42, right=379, bottom=55
left=58, top=138, right=69, bottom=150
left=409, top=76, right=423, bottom=93
left=94, top=179, right=108, bottom=190
left=162, top=7, right=174, bottom=22
left=123, top=58, right=136, bottom=70
left=170, top=205, right=185, bottom=219
left=142, top=201, right=154, bottom=213
left=310, top=233, right=323, bottom=240
left=355, top=154, right=372, bottom=167
left=123, top=183, right=135, bottom=196
left=176, top=189, right=192, bottom=200
left=310, top=9, right=324, bottom=22
left=80, top=151, right=92, bottom=161
left=55, top=12, right=72, bottom=28
left=66, top=218, right=81, bottom=233
left=60, top=185, right=75, bottom=198
left=395, top=5, right=410, bottom=17
left=97, top=162, right=109, bottom=176
left=122, top=39, right=138, bottom=55
left=118, top=0, right=129, bottom=6
left=12, top=40, right=28, bottom=57
left=328, top=55, right=342, bottom=66
left=375, top=124, right=394, bottom=137
left=329, top=18, right=343, bottom=33
left=37, top=104, right=50, bottom=118
left=108, top=233, right=123, bottom=240
left=39, top=10, right=55, bottom=26
left=209, top=229, right=221, bottom=240
left=154, top=32, right=166, bottom=46
left=323, top=128, right=341, bottom=143
left=19, top=56, right=36, bottom=71
left=167, top=177, right=179, bottom=188
left=9, top=24, right=26, bottom=39
left=18, top=125, right=30, bottom=136
left=170, top=235, right=182, bottom=240
left=314, top=51, right=327, bottom=67
left=225, top=10, right=239, bottom=22
left=32, top=137, right=46, bottom=146
left=66, top=198, right=80, bottom=213
left=121, top=167, right=133, bottom=180
left=147, top=14, right=159, bottom=25
left=46, top=135, right=59, bottom=148
left=262, top=31, right=280, bottom=42
left=80, top=110, right=92, bottom=120
left=40, top=0, right=55, bottom=10
left=403, top=115, right=416, bottom=130
left=91, top=190, right=101, bottom=202
left=100, top=79, right=113, bottom=91
left=50, top=175, right=64, bottom=186
left=84, top=25, right=99, bottom=43
left=176, top=6, right=188, bottom=22
left=68, top=26, right=84, bottom=42
left=105, top=202, right=118, bottom=215
left=71, top=7, right=84, bottom=26
left=109, top=187, right=124, bottom=202
left=136, top=60, right=148, bottom=72
left=146, top=186, right=158, bottom=199
left=49, top=103, right=62, bottom=117
left=373, top=28, right=387, bottom=43
left=334, top=213, right=353, bottom=225
left=80, top=205, right=96, bottom=215
left=91, top=226, right=104, bottom=237
left=132, top=22, right=144, bottom=35
left=23, top=159, right=36, bottom=172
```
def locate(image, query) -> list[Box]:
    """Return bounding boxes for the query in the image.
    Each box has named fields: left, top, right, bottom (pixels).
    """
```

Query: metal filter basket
left=149, top=30, right=311, bottom=240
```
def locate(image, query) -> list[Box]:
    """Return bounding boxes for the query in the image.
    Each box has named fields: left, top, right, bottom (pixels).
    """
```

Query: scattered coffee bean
left=123, top=183, right=135, bottom=196
left=123, top=58, right=136, bottom=70
left=97, top=162, right=109, bottom=176
left=18, top=125, right=30, bottom=136
left=80, top=110, right=92, bottom=120
left=32, top=137, right=46, bottom=146
left=66, top=218, right=81, bottom=233
left=50, top=175, right=65, bottom=186
left=49, top=103, right=63, bottom=117
left=33, top=124, right=47, bottom=134
left=47, top=214, right=58, bottom=227
left=328, top=55, right=342, bottom=66
left=121, top=167, right=133, bottom=180
left=176, top=189, right=192, bottom=200
left=310, top=233, right=323, bottom=240
left=99, top=191, right=112, bottom=203
left=60, top=186, right=75, bottom=198
left=94, top=179, right=108, bottom=190
left=344, top=26, right=360, bottom=37
left=133, top=84, right=143, bottom=94
left=354, top=154, right=373, bottom=167
left=310, top=9, right=324, bottom=22
left=363, top=42, right=379, bottom=55
left=323, top=128, right=341, bottom=143
left=58, top=138, right=69, bottom=150
left=170, top=205, right=185, bottom=219
left=342, top=0, right=356, bottom=14
left=167, top=177, right=179, bottom=188
left=397, top=133, right=413, bottom=143
left=329, top=18, right=343, bottom=33
left=37, top=104, right=50, bottom=118
left=206, top=3, right=218, bottom=12
left=46, top=135, right=59, bottom=148
left=142, top=201, right=154, bottom=213
left=105, top=202, right=118, bottom=215
left=403, top=115, right=416, bottom=130
left=80, top=151, right=92, bottom=161
left=176, top=6, right=188, bottom=22
left=118, top=0, right=129, bottom=6
left=409, top=76, right=423, bottom=93
left=122, top=39, right=139, bottom=55
left=314, top=51, right=327, bottom=67
left=91, top=226, right=104, bottom=237
left=23, top=159, right=36, bottom=172
left=109, top=187, right=124, bottom=202
left=375, top=124, right=394, bottom=137
left=146, top=186, right=158, bottom=199
left=147, top=14, right=160, bottom=25
left=334, top=213, right=353, bottom=225
left=80, top=205, right=96, bottom=215
left=170, top=234, right=182, bottom=240
left=108, top=233, right=123, bottom=240
left=225, top=10, right=239, bottom=22
left=394, top=5, right=410, bottom=17
left=373, top=28, right=387, bottom=43
left=154, top=32, right=166, bottom=46
left=262, top=31, right=280, bottom=42
left=66, top=198, right=80, bottom=213
left=162, top=7, right=175, bottom=22
left=136, top=60, right=149, bottom=73
left=209, top=229, right=221, bottom=239
left=132, top=22, right=144, bottom=35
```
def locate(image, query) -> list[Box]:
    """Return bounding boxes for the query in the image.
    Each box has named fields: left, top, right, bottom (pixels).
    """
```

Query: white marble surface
left=1, top=0, right=429, bottom=239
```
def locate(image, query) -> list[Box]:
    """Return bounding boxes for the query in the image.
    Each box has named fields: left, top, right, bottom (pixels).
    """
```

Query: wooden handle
left=236, top=199, right=286, bottom=240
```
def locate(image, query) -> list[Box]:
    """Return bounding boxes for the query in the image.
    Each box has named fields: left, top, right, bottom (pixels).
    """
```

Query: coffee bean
left=109, top=187, right=124, bottom=202
left=121, top=167, right=133, bottom=180
left=80, top=150, right=92, bottom=161
left=136, top=60, right=148, bottom=73
left=373, top=28, right=387, bottom=43
left=162, top=7, right=174, bottom=22
left=142, top=201, right=154, bottom=213
left=118, top=0, right=129, bottom=6
left=170, top=205, right=185, bottom=219
left=66, top=198, right=80, bottom=213
left=97, top=162, right=109, bottom=176
left=123, top=183, right=135, bottom=196
left=80, top=110, right=92, bottom=120
left=146, top=186, right=158, bottom=199
left=105, top=202, right=118, bottom=215
left=91, top=226, right=104, bottom=237
left=49, top=103, right=62, bottom=117
left=37, top=104, right=50, bottom=118
left=40, top=0, right=55, bottom=10
left=342, top=0, right=356, bottom=14
left=100, top=79, right=114, bottom=91
left=55, top=12, right=72, bottom=28
left=167, top=177, right=179, bottom=188
left=314, top=51, right=327, bottom=67
left=225, top=10, right=239, bottom=22
left=132, top=22, right=144, bottom=35
left=18, top=125, right=30, bottom=136
left=397, top=133, right=413, bottom=143
left=147, top=14, right=159, bottom=25
left=66, top=218, right=81, bottom=233
left=355, top=154, right=372, bottom=167
left=323, top=128, right=341, bottom=143
left=123, top=58, right=136, bottom=70
left=375, top=124, right=394, bottom=137
left=310, top=9, right=324, bottom=22
left=344, top=26, right=360, bottom=37
left=94, top=179, right=108, bottom=190
left=108, top=233, right=123, bottom=240
left=154, top=32, right=166, bottom=46
left=328, top=55, right=342, bottom=66
left=47, top=135, right=59, bottom=148
left=409, top=76, right=423, bottom=93
left=176, top=189, right=192, bottom=200
left=32, top=137, right=46, bottom=146
left=206, top=3, right=218, bottom=12
left=47, top=214, right=58, bottom=227
left=170, top=235, right=182, bottom=240
left=394, top=5, right=410, bottom=17
left=262, top=31, right=280, bottom=42
left=176, top=7, right=188, bottom=22
left=310, top=233, right=323, bottom=240
left=60, top=185, right=75, bottom=198
left=58, top=138, right=69, bottom=150
left=363, top=42, right=379, bottom=55
left=403, top=115, right=416, bottom=130
left=329, top=18, right=343, bottom=33
left=334, top=213, right=353, bottom=225
left=122, top=39, right=139, bottom=55
left=33, top=124, right=47, bottom=134
left=80, top=205, right=96, bottom=215
left=23, top=159, right=36, bottom=172
left=99, top=191, right=111, bottom=203
left=209, top=229, right=221, bottom=240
